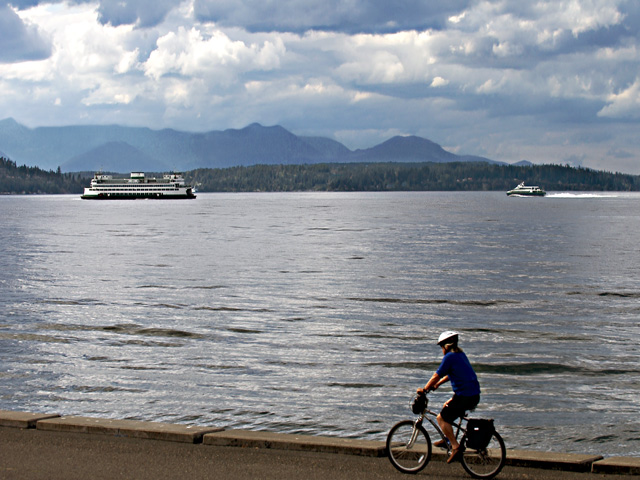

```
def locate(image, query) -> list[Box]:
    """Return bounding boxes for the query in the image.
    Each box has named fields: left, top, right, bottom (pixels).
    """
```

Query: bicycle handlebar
left=416, top=387, right=435, bottom=395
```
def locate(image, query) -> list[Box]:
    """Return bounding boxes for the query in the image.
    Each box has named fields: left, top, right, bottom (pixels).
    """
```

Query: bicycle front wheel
left=386, top=420, right=432, bottom=474
left=460, top=430, right=506, bottom=479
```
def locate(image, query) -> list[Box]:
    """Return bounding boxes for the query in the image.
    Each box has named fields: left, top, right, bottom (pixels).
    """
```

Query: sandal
left=433, top=439, right=448, bottom=449
left=447, top=447, right=463, bottom=464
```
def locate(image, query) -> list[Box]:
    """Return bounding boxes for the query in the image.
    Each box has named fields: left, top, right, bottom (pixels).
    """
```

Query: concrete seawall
left=1, top=410, right=638, bottom=476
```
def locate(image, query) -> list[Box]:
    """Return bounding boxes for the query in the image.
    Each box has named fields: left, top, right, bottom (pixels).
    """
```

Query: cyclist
left=417, top=330, right=480, bottom=464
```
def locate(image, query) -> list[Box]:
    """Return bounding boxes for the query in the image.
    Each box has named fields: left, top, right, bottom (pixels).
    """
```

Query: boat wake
left=547, top=193, right=623, bottom=199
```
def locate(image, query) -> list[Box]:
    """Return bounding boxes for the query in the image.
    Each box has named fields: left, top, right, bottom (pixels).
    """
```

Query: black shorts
left=440, top=394, right=480, bottom=424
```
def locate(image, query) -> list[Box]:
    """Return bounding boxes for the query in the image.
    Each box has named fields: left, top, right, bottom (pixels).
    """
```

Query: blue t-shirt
left=436, top=351, right=481, bottom=397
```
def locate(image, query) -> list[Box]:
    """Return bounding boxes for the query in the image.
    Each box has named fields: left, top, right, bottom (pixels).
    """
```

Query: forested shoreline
left=0, top=157, right=87, bottom=194
left=189, top=162, right=640, bottom=192
left=2, top=156, right=639, bottom=194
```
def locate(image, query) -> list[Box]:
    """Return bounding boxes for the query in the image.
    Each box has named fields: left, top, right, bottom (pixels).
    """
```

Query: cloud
left=9, top=0, right=177, bottom=28
left=431, top=76, right=449, bottom=87
left=7, top=0, right=475, bottom=32
left=0, top=3, right=51, bottom=62
left=143, top=26, right=286, bottom=83
left=2, top=0, right=640, bottom=173
left=435, top=0, right=633, bottom=70
left=607, top=147, right=634, bottom=159
left=2, top=3, right=146, bottom=116
left=598, top=78, right=640, bottom=119
left=193, top=0, right=473, bottom=34
left=96, top=0, right=177, bottom=27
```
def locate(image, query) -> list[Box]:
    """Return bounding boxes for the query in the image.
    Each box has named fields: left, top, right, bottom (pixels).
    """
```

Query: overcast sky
left=2, top=0, right=639, bottom=173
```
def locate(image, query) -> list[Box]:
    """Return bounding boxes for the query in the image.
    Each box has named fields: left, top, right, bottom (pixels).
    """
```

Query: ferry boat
left=81, top=172, right=196, bottom=200
left=506, top=182, right=546, bottom=197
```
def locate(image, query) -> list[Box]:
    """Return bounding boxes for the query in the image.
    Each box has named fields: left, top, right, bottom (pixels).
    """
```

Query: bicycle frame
left=414, top=405, right=467, bottom=451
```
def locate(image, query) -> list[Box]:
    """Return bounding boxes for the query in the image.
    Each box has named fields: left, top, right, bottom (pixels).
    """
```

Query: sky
left=2, top=0, right=640, bottom=174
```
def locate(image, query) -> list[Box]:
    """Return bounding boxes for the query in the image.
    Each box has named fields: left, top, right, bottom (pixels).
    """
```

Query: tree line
left=188, top=162, right=640, bottom=192
left=0, top=157, right=87, bottom=194
left=2, top=156, right=639, bottom=194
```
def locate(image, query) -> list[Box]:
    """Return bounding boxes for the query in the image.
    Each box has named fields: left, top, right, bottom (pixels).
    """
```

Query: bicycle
left=386, top=391, right=506, bottom=479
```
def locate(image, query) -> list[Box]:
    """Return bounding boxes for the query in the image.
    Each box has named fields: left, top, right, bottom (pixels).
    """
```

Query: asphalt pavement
left=1, top=426, right=636, bottom=480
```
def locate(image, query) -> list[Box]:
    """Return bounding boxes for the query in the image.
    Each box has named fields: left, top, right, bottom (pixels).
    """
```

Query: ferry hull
left=81, top=192, right=196, bottom=200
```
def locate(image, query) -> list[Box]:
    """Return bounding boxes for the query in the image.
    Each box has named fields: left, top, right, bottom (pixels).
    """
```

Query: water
left=1, top=191, right=639, bottom=457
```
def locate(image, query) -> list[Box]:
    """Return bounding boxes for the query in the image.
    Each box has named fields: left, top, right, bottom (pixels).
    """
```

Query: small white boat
left=506, top=182, right=546, bottom=197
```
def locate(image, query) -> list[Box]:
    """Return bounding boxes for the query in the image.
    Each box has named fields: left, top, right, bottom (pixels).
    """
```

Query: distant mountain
left=191, top=123, right=330, bottom=168
left=0, top=118, right=506, bottom=173
left=299, top=136, right=352, bottom=158
left=63, top=141, right=165, bottom=172
left=512, top=160, right=534, bottom=167
left=351, top=135, right=456, bottom=162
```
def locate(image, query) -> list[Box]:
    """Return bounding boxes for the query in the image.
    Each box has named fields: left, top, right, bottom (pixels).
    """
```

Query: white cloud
left=2, top=3, right=148, bottom=122
left=337, top=51, right=405, bottom=84
left=445, top=0, right=626, bottom=65
left=598, top=78, right=640, bottom=119
left=333, top=30, right=445, bottom=85
left=18, top=3, right=140, bottom=78
left=557, top=0, right=624, bottom=36
left=115, top=48, right=140, bottom=74
left=430, top=76, right=449, bottom=87
left=143, top=26, right=285, bottom=82
left=82, top=86, right=137, bottom=106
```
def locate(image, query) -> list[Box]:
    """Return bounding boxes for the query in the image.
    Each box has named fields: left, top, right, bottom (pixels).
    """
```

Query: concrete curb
left=1, top=410, right=638, bottom=474
left=506, top=449, right=603, bottom=473
left=592, top=457, right=640, bottom=475
left=203, top=429, right=386, bottom=457
left=0, top=410, right=60, bottom=429
left=36, top=415, right=223, bottom=443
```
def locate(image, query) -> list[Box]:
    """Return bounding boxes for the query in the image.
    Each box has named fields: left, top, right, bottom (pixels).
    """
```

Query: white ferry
left=81, top=172, right=196, bottom=200
left=506, top=182, right=546, bottom=197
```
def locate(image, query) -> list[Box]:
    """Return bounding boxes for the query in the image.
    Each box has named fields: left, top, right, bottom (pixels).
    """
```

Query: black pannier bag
left=465, top=419, right=495, bottom=450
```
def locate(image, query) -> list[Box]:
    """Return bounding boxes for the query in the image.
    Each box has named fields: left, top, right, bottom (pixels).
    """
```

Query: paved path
left=0, top=426, right=635, bottom=480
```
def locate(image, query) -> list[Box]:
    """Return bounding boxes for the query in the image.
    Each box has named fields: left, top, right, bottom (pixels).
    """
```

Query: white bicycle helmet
left=437, top=330, right=459, bottom=347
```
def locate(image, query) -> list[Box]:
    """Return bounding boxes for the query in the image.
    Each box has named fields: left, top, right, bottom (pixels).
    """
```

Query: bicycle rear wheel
left=460, top=430, right=506, bottom=479
left=386, top=420, right=432, bottom=474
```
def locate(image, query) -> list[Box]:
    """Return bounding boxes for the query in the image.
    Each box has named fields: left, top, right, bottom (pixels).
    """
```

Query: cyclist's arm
left=419, top=372, right=440, bottom=393
left=434, top=375, right=449, bottom=389
left=418, top=373, right=450, bottom=394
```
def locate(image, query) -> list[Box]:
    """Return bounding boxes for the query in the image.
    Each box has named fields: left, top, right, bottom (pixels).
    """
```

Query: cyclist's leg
left=439, top=395, right=480, bottom=452
left=437, top=413, right=459, bottom=448
left=438, top=396, right=464, bottom=449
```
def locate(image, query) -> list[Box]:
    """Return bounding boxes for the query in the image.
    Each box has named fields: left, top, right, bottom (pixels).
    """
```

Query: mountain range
left=0, top=118, right=508, bottom=173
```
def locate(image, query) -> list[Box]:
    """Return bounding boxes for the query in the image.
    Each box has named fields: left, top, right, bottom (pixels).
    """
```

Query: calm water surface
left=1, top=192, right=639, bottom=456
